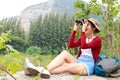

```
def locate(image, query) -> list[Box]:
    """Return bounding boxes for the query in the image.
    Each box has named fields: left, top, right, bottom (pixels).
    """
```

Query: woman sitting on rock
left=24, top=18, right=102, bottom=78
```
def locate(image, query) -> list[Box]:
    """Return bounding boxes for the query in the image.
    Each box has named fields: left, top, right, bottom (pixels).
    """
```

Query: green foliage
left=101, top=0, right=120, bottom=55
left=26, top=46, right=42, bottom=54
left=0, top=25, right=3, bottom=28
left=26, top=46, right=55, bottom=55
left=0, top=25, right=11, bottom=51
left=28, top=13, right=74, bottom=54
left=0, top=52, right=56, bottom=76
left=0, top=26, right=23, bottom=73
left=64, top=43, right=76, bottom=55
left=74, top=0, right=103, bottom=19
left=5, top=45, right=19, bottom=54
left=7, top=35, right=27, bottom=52
left=0, top=17, right=24, bottom=36
left=74, top=74, right=80, bottom=80
left=0, top=24, right=24, bottom=75
left=0, top=52, right=23, bottom=74
left=0, top=17, right=26, bottom=52
left=74, top=0, right=120, bottom=58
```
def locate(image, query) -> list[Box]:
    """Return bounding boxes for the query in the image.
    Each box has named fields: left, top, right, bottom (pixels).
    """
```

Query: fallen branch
left=0, top=64, right=16, bottom=80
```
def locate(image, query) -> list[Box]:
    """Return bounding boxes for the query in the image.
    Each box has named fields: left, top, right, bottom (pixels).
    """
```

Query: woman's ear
left=92, top=27, right=97, bottom=34
left=92, top=27, right=96, bottom=31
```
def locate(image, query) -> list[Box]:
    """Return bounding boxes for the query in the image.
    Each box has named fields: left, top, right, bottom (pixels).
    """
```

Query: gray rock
left=17, top=0, right=75, bottom=34
left=0, top=71, right=120, bottom=80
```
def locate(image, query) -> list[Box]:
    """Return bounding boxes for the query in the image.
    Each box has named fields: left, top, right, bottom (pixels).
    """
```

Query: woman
left=24, top=18, right=102, bottom=78
left=47, top=18, right=102, bottom=76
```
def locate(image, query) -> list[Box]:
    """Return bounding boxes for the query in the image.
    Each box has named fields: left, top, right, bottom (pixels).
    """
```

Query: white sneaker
left=24, top=58, right=37, bottom=75
left=25, top=58, right=35, bottom=67
left=24, top=58, right=50, bottom=79
left=35, top=67, right=50, bottom=79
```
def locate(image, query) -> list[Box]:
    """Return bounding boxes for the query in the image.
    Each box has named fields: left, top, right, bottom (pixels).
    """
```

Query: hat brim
left=88, top=19, right=100, bottom=33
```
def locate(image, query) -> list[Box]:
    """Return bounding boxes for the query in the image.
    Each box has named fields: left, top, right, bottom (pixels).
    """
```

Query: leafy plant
left=0, top=25, right=10, bottom=51
left=26, top=46, right=42, bottom=54
left=7, top=35, right=27, bottom=52
left=0, top=17, right=26, bottom=52
left=74, top=0, right=120, bottom=58
left=0, top=52, right=23, bottom=74
left=0, top=25, right=23, bottom=74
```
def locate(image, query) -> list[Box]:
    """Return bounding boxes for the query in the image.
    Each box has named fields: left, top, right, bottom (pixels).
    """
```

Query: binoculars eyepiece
left=75, top=18, right=84, bottom=25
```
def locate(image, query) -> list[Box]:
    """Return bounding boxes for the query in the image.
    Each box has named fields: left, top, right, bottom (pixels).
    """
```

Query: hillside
left=18, top=0, right=75, bottom=33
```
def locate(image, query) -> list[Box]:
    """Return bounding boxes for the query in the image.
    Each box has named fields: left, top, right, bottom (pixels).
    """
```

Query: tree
left=28, top=13, right=73, bottom=54
left=0, top=17, right=26, bottom=52
left=102, top=0, right=120, bottom=54
left=74, top=0, right=120, bottom=57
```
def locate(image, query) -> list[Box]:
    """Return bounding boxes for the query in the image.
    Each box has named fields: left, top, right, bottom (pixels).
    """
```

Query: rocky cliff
left=18, top=0, right=75, bottom=33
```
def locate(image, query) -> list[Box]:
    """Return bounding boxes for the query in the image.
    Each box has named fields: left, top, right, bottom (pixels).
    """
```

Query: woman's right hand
left=73, top=23, right=80, bottom=31
left=82, top=21, right=88, bottom=32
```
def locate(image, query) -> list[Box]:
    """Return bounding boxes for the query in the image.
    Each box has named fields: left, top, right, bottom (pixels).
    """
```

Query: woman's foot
left=24, top=58, right=50, bottom=79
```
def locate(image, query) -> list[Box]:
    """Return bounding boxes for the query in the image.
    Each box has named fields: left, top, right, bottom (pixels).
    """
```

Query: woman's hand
left=82, top=21, right=88, bottom=32
left=73, top=23, right=80, bottom=31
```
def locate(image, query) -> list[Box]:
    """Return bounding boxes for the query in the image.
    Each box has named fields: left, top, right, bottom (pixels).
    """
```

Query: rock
left=18, top=0, right=75, bottom=34
left=0, top=71, right=120, bottom=80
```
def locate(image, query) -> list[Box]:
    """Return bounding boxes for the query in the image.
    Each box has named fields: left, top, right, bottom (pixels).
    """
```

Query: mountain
left=18, top=0, right=75, bottom=33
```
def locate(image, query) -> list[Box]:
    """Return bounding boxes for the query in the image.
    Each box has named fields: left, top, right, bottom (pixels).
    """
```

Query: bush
left=0, top=52, right=23, bottom=74
left=7, top=35, right=27, bottom=52
left=26, top=46, right=53, bottom=55
left=26, top=46, right=42, bottom=54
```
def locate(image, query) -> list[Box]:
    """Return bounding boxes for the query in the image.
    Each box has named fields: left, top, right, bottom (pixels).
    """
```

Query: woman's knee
left=61, top=50, right=69, bottom=54
left=61, top=50, right=75, bottom=63
left=61, top=50, right=72, bottom=57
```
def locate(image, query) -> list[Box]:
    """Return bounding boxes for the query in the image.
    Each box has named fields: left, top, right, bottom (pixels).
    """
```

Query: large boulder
left=17, top=0, right=75, bottom=34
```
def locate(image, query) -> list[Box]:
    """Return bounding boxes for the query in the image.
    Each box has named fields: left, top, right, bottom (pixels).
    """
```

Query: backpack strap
left=110, top=69, right=120, bottom=77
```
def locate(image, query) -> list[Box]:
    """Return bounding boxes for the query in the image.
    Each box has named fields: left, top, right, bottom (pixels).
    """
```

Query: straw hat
left=88, top=18, right=100, bottom=33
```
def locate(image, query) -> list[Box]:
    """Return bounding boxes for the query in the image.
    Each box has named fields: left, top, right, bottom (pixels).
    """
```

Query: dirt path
left=0, top=71, right=120, bottom=80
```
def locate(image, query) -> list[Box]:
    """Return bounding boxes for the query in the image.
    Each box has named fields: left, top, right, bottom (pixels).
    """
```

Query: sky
left=0, top=0, right=49, bottom=19
left=0, top=0, right=92, bottom=19
left=0, top=0, right=119, bottom=19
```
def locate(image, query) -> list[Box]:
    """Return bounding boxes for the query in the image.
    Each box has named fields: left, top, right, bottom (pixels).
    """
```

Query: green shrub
left=26, top=46, right=53, bottom=54
left=26, top=46, right=42, bottom=54
left=7, top=35, right=27, bottom=52
left=0, top=52, right=23, bottom=74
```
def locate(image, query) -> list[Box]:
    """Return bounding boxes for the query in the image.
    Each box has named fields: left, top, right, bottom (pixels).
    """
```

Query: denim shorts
left=77, top=56, right=95, bottom=76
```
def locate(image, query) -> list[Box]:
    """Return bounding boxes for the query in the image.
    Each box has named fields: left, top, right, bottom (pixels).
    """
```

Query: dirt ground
left=0, top=71, right=120, bottom=80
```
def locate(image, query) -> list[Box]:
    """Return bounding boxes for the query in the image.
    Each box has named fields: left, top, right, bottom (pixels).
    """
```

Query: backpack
left=95, top=54, right=120, bottom=77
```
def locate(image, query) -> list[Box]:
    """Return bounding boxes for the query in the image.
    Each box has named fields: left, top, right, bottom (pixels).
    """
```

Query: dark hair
left=88, top=21, right=99, bottom=34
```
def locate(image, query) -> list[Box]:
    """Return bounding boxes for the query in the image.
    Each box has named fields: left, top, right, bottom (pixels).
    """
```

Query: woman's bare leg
left=47, top=50, right=75, bottom=72
left=50, top=63, right=87, bottom=75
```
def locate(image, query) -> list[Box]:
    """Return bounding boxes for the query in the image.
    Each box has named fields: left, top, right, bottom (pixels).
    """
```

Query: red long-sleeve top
left=68, top=31, right=102, bottom=63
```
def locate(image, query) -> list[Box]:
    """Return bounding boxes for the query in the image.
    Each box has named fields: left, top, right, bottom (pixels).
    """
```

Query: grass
left=0, top=50, right=120, bottom=77
left=23, top=53, right=56, bottom=68
left=0, top=53, right=57, bottom=76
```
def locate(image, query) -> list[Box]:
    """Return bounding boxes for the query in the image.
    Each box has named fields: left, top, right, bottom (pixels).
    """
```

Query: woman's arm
left=68, top=31, right=81, bottom=48
left=68, top=23, right=81, bottom=48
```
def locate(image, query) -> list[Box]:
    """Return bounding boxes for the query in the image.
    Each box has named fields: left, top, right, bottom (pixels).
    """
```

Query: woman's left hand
left=73, top=23, right=80, bottom=31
